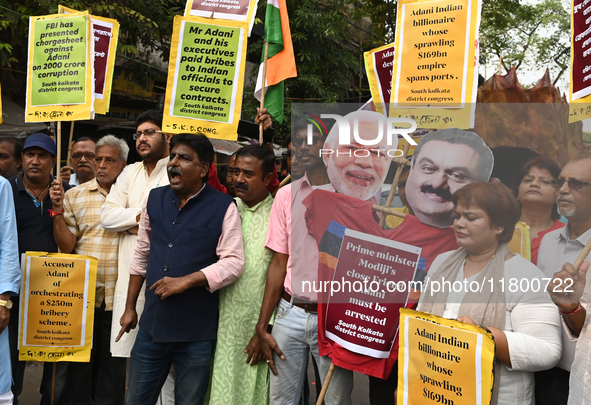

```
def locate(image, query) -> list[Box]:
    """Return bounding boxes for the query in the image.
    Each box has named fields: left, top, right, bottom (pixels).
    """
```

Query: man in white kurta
left=101, top=110, right=173, bottom=404
left=102, top=156, right=169, bottom=356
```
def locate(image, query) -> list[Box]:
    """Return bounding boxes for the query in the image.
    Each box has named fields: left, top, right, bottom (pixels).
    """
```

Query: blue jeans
left=127, top=329, right=214, bottom=405
left=270, top=298, right=353, bottom=405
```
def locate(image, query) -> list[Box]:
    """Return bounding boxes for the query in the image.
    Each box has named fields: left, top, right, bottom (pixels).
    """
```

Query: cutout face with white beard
left=323, top=112, right=394, bottom=201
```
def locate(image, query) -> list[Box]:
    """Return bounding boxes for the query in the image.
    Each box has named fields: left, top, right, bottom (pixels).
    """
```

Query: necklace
left=464, top=254, right=496, bottom=278
left=23, top=178, right=49, bottom=200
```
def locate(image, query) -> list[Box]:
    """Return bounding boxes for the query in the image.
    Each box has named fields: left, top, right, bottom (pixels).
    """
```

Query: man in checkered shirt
left=49, top=135, right=129, bottom=405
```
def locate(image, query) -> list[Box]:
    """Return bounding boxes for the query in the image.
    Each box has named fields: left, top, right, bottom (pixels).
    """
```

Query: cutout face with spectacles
left=555, top=159, right=591, bottom=219
left=134, top=122, right=168, bottom=164
left=70, top=140, right=97, bottom=183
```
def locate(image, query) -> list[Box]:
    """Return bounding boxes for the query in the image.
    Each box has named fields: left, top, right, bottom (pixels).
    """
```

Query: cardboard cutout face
left=323, top=110, right=398, bottom=202
left=406, top=128, right=494, bottom=228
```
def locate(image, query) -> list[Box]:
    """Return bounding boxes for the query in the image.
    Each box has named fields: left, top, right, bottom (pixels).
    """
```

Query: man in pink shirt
left=117, top=134, right=244, bottom=405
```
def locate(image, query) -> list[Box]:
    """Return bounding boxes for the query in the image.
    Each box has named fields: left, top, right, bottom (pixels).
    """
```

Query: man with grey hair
left=536, top=157, right=591, bottom=405
left=49, top=134, right=128, bottom=405
left=322, top=110, right=395, bottom=201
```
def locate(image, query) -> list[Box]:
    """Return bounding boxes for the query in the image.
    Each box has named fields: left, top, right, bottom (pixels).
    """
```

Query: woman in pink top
left=513, top=156, right=565, bottom=265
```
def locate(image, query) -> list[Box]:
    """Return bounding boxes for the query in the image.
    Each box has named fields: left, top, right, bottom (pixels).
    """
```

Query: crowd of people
left=0, top=108, right=590, bottom=405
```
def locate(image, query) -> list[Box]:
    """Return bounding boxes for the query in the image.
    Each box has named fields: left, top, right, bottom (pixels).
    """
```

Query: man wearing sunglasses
left=537, top=157, right=591, bottom=405
left=60, top=137, right=97, bottom=186
left=101, top=110, right=176, bottom=405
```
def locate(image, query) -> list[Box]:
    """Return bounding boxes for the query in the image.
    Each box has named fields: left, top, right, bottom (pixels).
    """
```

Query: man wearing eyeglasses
left=100, top=110, right=176, bottom=405
left=49, top=135, right=128, bottom=405
left=60, top=137, right=97, bottom=186
left=536, top=157, right=591, bottom=405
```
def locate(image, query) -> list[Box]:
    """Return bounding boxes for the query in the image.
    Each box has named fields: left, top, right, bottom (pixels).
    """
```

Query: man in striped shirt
left=49, top=135, right=129, bottom=405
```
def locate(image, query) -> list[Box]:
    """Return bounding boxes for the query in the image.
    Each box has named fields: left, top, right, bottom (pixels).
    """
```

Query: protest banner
left=18, top=252, right=98, bottom=362
left=59, top=5, right=120, bottom=115
left=389, top=0, right=482, bottom=129
left=185, top=0, right=257, bottom=34
left=25, top=12, right=95, bottom=122
left=162, top=15, right=248, bottom=140
left=569, top=0, right=591, bottom=122
left=364, top=43, right=395, bottom=114
left=324, top=228, right=421, bottom=359
left=398, top=309, right=495, bottom=405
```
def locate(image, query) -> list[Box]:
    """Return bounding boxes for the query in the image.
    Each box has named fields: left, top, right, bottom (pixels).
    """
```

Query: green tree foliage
left=480, top=0, right=570, bottom=85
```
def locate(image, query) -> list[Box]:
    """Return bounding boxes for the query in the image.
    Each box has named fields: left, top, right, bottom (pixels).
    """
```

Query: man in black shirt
left=8, top=133, right=70, bottom=405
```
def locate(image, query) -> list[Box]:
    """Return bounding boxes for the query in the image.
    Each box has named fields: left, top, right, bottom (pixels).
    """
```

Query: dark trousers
left=67, top=302, right=126, bottom=405
left=535, top=367, right=570, bottom=405
left=369, top=361, right=398, bottom=405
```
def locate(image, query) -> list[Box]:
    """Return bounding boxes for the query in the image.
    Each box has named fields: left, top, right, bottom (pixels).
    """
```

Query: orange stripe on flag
left=266, top=0, right=297, bottom=87
left=319, top=252, right=338, bottom=269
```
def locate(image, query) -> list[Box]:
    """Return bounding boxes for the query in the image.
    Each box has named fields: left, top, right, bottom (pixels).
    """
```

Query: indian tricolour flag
left=254, top=0, right=297, bottom=124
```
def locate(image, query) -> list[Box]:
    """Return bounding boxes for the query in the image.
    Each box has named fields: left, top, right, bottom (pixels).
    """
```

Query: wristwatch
left=0, top=299, right=13, bottom=309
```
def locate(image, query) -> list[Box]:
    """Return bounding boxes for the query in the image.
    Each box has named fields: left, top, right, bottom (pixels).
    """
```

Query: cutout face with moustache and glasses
left=405, top=128, right=494, bottom=228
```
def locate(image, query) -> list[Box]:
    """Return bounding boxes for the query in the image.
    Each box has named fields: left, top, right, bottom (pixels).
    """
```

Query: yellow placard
left=59, top=5, right=120, bottom=115
left=162, top=15, right=248, bottom=140
left=25, top=12, right=95, bottom=122
left=508, top=221, right=531, bottom=261
left=398, top=309, right=495, bottom=405
left=389, top=0, right=481, bottom=129
left=19, top=252, right=97, bottom=362
left=364, top=43, right=395, bottom=114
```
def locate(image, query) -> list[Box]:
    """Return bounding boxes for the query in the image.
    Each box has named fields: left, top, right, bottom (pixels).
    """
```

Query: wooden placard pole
left=51, top=363, right=57, bottom=405
left=66, top=121, right=75, bottom=164
left=272, top=174, right=291, bottom=197
left=373, top=204, right=406, bottom=218
left=316, top=362, right=335, bottom=405
left=378, top=142, right=411, bottom=227
left=259, top=41, right=270, bottom=145
left=56, top=121, right=62, bottom=181
left=574, top=238, right=591, bottom=271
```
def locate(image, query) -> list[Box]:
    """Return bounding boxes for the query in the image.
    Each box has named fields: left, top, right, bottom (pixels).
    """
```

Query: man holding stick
left=538, top=157, right=591, bottom=405
left=8, top=133, right=71, bottom=405
left=49, top=135, right=128, bottom=405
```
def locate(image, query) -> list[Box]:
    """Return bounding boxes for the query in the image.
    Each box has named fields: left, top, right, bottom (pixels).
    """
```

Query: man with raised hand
left=50, top=135, right=128, bottom=405
left=8, top=133, right=71, bottom=405
left=537, top=157, right=591, bottom=405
